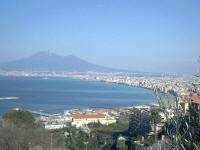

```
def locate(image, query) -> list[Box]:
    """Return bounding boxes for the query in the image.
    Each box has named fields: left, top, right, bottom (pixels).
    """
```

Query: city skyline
left=0, top=0, right=200, bottom=74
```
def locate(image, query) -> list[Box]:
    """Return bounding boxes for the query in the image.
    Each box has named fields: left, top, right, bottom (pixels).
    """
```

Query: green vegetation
left=0, top=110, right=65, bottom=150
left=149, top=108, right=162, bottom=140
left=116, top=140, right=128, bottom=150
left=89, top=121, right=129, bottom=133
left=2, top=109, right=35, bottom=127
left=0, top=110, right=129, bottom=150
left=55, top=121, right=129, bottom=150
left=157, top=99, right=200, bottom=150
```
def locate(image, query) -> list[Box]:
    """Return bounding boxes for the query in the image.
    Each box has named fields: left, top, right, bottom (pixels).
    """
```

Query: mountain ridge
left=0, top=51, right=130, bottom=72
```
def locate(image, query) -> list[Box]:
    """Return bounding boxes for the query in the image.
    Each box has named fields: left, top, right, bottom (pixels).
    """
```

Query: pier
left=27, top=110, right=56, bottom=117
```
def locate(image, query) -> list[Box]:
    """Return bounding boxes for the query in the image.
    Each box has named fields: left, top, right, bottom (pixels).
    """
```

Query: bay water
left=0, top=76, right=156, bottom=116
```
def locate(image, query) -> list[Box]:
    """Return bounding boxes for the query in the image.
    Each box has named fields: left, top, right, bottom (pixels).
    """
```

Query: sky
left=0, top=0, right=200, bottom=74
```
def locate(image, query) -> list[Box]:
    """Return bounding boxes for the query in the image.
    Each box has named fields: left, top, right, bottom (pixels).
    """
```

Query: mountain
left=0, top=51, right=128, bottom=72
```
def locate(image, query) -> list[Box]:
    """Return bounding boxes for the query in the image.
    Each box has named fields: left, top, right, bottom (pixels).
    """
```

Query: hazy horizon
left=0, top=0, right=199, bottom=74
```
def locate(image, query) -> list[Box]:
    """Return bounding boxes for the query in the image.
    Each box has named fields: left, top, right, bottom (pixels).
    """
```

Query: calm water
left=0, top=76, right=156, bottom=116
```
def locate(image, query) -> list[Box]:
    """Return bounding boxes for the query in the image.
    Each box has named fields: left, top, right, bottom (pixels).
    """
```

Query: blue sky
left=0, top=0, right=199, bottom=74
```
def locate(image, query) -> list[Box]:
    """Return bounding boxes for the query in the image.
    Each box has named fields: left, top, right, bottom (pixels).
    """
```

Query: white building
left=44, top=123, right=66, bottom=130
left=72, top=114, right=116, bottom=128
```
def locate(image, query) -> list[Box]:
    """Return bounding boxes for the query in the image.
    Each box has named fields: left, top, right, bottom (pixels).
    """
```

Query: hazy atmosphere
left=1, top=1, right=200, bottom=150
left=0, top=0, right=200, bottom=74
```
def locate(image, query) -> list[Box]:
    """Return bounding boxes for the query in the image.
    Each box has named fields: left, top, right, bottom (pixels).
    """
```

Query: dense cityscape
left=0, top=70, right=193, bottom=96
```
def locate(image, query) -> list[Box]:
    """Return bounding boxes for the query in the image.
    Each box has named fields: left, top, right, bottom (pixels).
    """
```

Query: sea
left=0, top=76, right=156, bottom=116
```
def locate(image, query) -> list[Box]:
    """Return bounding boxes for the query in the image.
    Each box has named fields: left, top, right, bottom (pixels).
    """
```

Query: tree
left=150, top=108, right=161, bottom=140
left=0, top=119, right=66, bottom=150
left=2, top=109, right=35, bottom=128
left=0, top=110, right=66, bottom=150
left=116, top=140, right=128, bottom=150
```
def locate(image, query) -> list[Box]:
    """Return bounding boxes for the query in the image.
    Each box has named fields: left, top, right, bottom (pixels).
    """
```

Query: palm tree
left=150, top=108, right=162, bottom=140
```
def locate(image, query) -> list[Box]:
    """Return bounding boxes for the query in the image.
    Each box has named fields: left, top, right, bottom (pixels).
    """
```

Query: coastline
left=0, top=75, right=158, bottom=117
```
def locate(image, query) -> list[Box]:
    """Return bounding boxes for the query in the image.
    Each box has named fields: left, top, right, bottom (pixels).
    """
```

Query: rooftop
left=73, top=114, right=106, bottom=119
left=191, top=94, right=200, bottom=104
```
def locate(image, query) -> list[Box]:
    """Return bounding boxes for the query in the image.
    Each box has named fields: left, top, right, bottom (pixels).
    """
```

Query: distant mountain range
left=0, top=51, right=129, bottom=72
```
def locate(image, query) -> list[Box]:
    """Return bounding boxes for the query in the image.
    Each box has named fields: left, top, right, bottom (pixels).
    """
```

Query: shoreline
left=0, top=74, right=158, bottom=94
left=0, top=74, right=175, bottom=95
left=0, top=75, right=160, bottom=116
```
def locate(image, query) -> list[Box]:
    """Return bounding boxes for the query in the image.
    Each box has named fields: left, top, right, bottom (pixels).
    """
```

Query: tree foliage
left=150, top=108, right=161, bottom=125
left=116, top=140, right=128, bottom=150
left=0, top=110, right=65, bottom=150
left=2, top=110, right=35, bottom=128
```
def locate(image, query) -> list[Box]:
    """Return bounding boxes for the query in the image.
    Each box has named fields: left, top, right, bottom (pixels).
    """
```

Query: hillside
left=0, top=51, right=127, bottom=72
